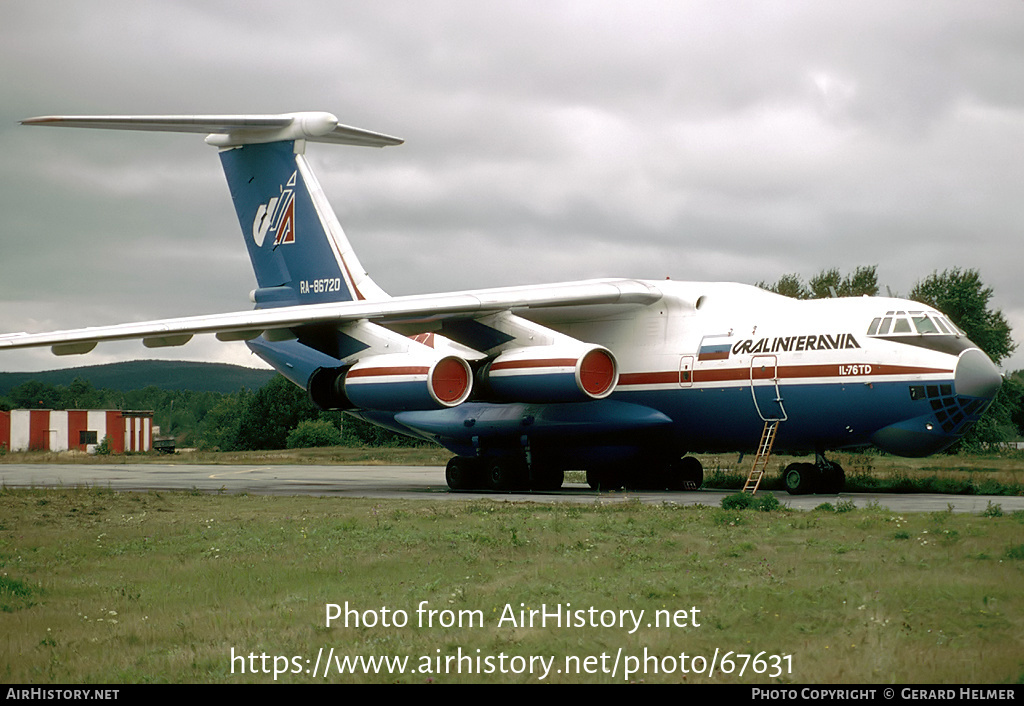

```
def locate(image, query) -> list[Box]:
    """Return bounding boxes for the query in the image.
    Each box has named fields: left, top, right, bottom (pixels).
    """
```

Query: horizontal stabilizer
left=21, top=112, right=403, bottom=148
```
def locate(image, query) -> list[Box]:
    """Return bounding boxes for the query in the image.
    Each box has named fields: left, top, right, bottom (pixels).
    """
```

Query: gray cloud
left=2, top=0, right=1022, bottom=372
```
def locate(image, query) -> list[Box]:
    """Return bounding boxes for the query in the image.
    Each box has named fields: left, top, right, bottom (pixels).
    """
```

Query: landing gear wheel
left=486, top=458, right=528, bottom=492
left=445, top=457, right=481, bottom=491
left=818, top=461, right=845, bottom=494
left=669, top=456, right=704, bottom=491
left=784, top=462, right=817, bottom=495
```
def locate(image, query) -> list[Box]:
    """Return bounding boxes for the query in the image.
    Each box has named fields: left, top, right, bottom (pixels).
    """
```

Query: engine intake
left=480, top=344, right=618, bottom=403
left=343, top=353, right=473, bottom=411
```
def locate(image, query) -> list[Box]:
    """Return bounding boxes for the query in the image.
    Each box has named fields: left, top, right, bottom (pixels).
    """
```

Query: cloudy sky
left=1, top=1, right=1022, bottom=373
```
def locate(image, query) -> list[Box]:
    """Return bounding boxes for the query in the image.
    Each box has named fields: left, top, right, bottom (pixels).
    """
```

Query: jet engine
left=308, top=353, right=473, bottom=411
left=478, top=344, right=618, bottom=403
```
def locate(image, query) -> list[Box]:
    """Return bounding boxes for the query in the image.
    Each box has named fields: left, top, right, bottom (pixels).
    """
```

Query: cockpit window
left=913, top=315, right=939, bottom=334
left=944, top=317, right=966, bottom=336
left=867, top=310, right=964, bottom=337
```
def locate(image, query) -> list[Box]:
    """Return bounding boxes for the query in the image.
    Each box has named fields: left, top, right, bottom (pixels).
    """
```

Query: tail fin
left=21, top=112, right=401, bottom=307
left=219, top=140, right=389, bottom=306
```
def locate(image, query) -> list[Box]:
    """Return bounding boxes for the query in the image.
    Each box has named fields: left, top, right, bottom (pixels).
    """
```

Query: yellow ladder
left=743, top=420, right=779, bottom=494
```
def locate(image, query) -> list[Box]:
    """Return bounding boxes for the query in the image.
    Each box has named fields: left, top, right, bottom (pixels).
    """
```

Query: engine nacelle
left=480, top=344, right=618, bottom=403
left=307, top=365, right=353, bottom=411
left=343, top=353, right=473, bottom=411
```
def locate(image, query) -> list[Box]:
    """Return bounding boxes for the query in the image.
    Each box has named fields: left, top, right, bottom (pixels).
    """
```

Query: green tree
left=7, top=380, right=63, bottom=409
left=759, top=266, right=878, bottom=300
left=235, top=374, right=320, bottom=450
left=195, top=390, right=253, bottom=451
left=956, top=374, right=1023, bottom=450
left=66, top=378, right=101, bottom=408
left=286, top=419, right=343, bottom=448
left=908, top=268, right=1016, bottom=366
left=809, top=266, right=879, bottom=299
left=758, top=272, right=810, bottom=299
left=1010, top=371, right=1024, bottom=437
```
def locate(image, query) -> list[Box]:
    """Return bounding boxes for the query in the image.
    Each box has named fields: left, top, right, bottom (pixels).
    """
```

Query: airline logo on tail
left=252, top=171, right=297, bottom=248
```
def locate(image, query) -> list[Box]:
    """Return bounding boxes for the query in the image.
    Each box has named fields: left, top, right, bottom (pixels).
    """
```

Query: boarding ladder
left=743, top=420, right=779, bottom=495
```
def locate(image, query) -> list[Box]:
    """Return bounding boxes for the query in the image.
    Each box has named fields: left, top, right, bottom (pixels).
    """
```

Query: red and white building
left=0, top=409, right=153, bottom=453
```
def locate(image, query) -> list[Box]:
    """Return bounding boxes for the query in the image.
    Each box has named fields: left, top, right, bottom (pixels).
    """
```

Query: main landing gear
left=445, top=456, right=564, bottom=492
left=445, top=455, right=705, bottom=493
left=783, top=453, right=845, bottom=495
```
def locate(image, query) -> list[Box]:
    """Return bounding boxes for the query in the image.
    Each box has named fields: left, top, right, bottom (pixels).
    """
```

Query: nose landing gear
left=783, top=453, right=845, bottom=495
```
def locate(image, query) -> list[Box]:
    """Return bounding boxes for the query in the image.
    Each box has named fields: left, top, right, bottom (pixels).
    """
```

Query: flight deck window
left=914, top=315, right=940, bottom=334
left=868, top=310, right=962, bottom=338
left=946, top=317, right=966, bottom=336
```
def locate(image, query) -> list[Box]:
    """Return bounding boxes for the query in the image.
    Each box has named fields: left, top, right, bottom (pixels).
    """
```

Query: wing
left=0, top=279, right=662, bottom=356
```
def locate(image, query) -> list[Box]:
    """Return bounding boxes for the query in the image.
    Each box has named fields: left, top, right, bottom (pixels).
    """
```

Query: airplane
left=0, top=111, right=1004, bottom=494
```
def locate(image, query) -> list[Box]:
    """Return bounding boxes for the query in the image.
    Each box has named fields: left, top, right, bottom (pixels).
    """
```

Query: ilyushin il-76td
left=1, top=112, right=1003, bottom=494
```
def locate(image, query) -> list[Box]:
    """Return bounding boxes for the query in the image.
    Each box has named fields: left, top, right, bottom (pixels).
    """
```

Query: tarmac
left=2, top=463, right=1022, bottom=513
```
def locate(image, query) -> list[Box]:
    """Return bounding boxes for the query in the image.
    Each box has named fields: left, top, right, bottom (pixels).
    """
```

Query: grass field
left=2, top=485, right=1022, bottom=684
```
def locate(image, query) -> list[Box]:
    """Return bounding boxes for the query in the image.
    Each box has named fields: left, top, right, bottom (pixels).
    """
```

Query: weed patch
left=983, top=502, right=1004, bottom=518
left=720, top=492, right=783, bottom=512
left=0, top=575, right=38, bottom=612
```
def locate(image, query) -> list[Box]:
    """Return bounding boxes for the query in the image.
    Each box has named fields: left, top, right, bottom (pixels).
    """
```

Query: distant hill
left=0, top=360, right=276, bottom=395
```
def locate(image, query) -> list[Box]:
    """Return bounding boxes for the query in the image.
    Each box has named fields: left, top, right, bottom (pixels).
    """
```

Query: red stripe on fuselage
left=618, top=371, right=679, bottom=386
left=618, top=363, right=951, bottom=387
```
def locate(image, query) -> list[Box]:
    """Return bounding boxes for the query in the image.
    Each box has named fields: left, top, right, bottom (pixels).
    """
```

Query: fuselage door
left=750, top=354, right=787, bottom=421
left=679, top=355, right=695, bottom=387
